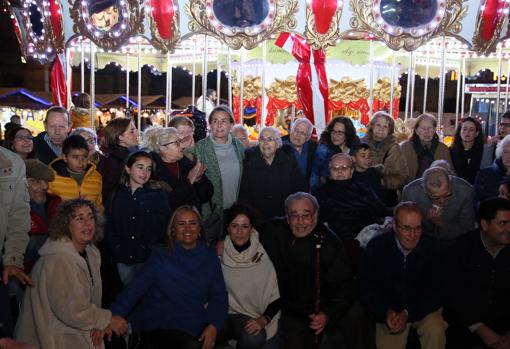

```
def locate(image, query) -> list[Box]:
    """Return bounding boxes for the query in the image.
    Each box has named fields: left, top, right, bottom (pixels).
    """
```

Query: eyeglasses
left=500, top=122, right=510, bottom=128
left=14, top=135, right=33, bottom=141
left=259, top=136, right=278, bottom=143
left=288, top=212, right=315, bottom=222
left=162, top=139, right=181, bottom=147
left=329, top=165, right=353, bottom=172
left=396, top=223, right=423, bottom=234
left=428, top=192, right=452, bottom=201
left=292, top=130, right=309, bottom=137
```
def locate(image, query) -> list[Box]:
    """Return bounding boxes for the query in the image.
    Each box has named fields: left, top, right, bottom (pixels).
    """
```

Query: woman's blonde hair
left=164, top=205, right=205, bottom=251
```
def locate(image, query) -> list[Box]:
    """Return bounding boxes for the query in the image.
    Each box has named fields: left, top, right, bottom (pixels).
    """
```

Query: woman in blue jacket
left=110, top=205, right=228, bottom=349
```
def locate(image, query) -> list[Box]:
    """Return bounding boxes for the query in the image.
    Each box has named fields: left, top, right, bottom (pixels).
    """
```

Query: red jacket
left=29, top=194, right=62, bottom=235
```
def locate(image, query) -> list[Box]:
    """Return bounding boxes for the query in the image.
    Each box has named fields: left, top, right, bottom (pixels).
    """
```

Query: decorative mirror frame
left=304, top=0, right=343, bottom=49
left=19, top=0, right=64, bottom=61
left=472, top=0, right=509, bottom=54
left=147, top=0, right=180, bottom=52
left=186, top=0, right=299, bottom=50
left=69, top=0, right=144, bottom=50
left=348, top=0, right=467, bottom=51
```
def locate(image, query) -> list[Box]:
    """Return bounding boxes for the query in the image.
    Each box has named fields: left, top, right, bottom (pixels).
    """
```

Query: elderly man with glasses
left=360, top=201, right=448, bottom=349
left=259, top=192, right=371, bottom=349
left=401, top=166, right=475, bottom=241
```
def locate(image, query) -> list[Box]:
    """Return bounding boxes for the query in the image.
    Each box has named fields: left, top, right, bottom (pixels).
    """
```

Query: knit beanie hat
left=25, top=159, right=55, bottom=181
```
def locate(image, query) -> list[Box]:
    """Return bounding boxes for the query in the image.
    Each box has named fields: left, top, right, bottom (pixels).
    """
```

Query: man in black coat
left=359, top=201, right=447, bottom=349
left=282, top=118, right=317, bottom=187
left=259, top=192, right=371, bottom=349
left=446, top=197, right=510, bottom=348
left=33, top=106, right=71, bottom=165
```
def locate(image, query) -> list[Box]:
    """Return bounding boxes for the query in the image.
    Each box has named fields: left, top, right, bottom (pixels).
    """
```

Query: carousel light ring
left=186, top=0, right=298, bottom=50
left=304, top=0, right=343, bottom=49
left=146, top=0, right=180, bottom=52
left=69, top=0, right=144, bottom=50
left=348, top=0, right=467, bottom=51
left=19, top=0, right=64, bottom=62
left=472, top=0, right=510, bottom=53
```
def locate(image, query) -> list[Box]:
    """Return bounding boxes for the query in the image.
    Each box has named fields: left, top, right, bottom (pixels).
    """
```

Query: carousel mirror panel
left=348, top=0, right=467, bottom=51
left=186, top=0, right=299, bottom=50
left=69, top=0, right=143, bottom=50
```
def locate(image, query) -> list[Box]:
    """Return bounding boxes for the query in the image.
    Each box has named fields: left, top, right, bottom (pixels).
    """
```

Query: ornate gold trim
left=304, top=2, right=342, bottom=49
left=233, top=76, right=263, bottom=98
left=266, top=76, right=298, bottom=101
left=348, top=0, right=467, bottom=51
left=68, top=0, right=144, bottom=51
left=185, top=0, right=299, bottom=50
left=147, top=2, right=180, bottom=53
left=472, top=0, right=509, bottom=54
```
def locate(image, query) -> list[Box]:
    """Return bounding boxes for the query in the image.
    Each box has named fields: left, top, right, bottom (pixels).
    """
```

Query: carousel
left=4, top=0, right=510, bottom=137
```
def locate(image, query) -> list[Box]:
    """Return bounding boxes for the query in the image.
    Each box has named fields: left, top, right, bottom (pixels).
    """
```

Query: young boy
left=48, top=134, right=103, bottom=210
left=351, top=142, right=384, bottom=201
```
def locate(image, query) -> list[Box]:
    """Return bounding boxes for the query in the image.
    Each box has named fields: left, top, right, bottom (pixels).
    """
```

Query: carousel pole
left=228, top=47, right=232, bottom=109
left=202, top=34, right=208, bottom=113
left=240, top=48, right=245, bottom=125
left=455, top=57, right=462, bottom=128
left=461, top=55, right=466, bottom=117
left=165, top=52, right=172, bottom=126
left=438, top=36, right=446, bottom=130
left=192, top=38, right=197, bottom=107
left=409, top=51, right=416, bottom=118
left=137, top=41, right=142, bottom=132
left=80, top=39, right=85, bottom=93
left=404, top=51, right=413, bottom=120
left=261, top=40, right=267, bottom=127
left=496, top=45, right=503, bottom=136
left=126, top=53, right=130, bottom=109
left=369, top=40, right=374, bottom=118
left=389, top=51, right=396, bottom=117
left=216, top=45, right=221, bottom=106
left=65, top=47, right=72, bottom=109
left=423, top=51, right=430, bottom=113
left=89, top=41, right=95, bottom=129
left=505, top=56, right=510, bottom=109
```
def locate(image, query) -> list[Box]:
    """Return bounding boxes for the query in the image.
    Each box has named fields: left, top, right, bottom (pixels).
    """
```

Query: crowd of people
left=0, top=104, right=509, bottom=349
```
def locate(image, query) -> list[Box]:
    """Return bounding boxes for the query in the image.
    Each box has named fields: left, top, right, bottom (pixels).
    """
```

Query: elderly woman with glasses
left=71, top=127, right=104, bottom=165
left=239, top=126, right=307, bottom=220
left=142, top=127, right=213, bottom=212
left=400, top=113, right=452, bottom=183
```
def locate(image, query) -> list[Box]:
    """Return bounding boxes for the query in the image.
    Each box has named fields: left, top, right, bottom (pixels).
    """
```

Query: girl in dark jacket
left=105, top=151, right=171, bottom=287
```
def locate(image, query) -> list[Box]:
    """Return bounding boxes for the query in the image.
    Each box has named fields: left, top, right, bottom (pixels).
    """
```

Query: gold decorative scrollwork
left=304, top=3, right=342, bottom=49
left=329, top=77, right=369, bottom=102
left=373, top=77, right=401, bottom=102
left=347, top=0, right=467, bottom=51
left=472, top=0, right=509, bottom=54
left=233, top=76, right=263, bottom=98
left=69, top=0, right=144, bottom=51
left=148, top=7, right=180, bottom=53
left=185, top=0, right=299, bottom=50
left=265, top=76, right=298, bottom=101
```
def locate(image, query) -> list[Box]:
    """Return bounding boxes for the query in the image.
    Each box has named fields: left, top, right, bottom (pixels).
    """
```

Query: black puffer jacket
left=313, top=178, right=388, bottom=240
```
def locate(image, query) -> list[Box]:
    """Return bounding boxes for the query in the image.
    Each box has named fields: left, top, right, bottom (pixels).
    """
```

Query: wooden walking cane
left=313, top=232, right=323, bottom=349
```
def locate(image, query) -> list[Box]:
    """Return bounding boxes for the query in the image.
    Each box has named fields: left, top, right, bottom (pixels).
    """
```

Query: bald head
left=423, top=167, right=451, bottom=205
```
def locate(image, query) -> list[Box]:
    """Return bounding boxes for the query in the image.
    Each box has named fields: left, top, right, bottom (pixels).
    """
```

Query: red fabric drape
left=265, top=97, right=303, bottom=126
left=50, top=54, right=68, bottom=108
left=372, top=99, right=400, bottom=119
left=233, top=96, right=262, bottom=124
left=328, top=99, right=370, bottom=125
left=151, top=0, right=175, bottom=40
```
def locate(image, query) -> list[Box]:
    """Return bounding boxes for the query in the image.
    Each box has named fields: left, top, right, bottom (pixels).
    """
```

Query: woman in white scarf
left=220, top=204, right=280, bottom=349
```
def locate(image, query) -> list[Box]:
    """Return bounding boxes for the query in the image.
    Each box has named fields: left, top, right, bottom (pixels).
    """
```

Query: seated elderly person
left=313, top=153, right=387, bottom=241
left=239, top=126, right=307, bottom=220
left=360, top=201, right=447, bottom=349
left=282, top=118, right=317, bottom=186
left=446, top=197, right=510, bottom=348
left=401, top=166, right=475, bottom=241
left=475, top=134, right=510, bottom=205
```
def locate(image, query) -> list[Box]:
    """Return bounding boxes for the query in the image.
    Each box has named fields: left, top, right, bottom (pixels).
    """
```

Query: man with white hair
left=475, top=134, right=510, bottom=205
left=402, top=166, right=475, bottom=240
left=282, top=118, right=317, bottom=185
left=481, top=111, right=510, bottom=168
left=239, top=126, right=307, bottom=220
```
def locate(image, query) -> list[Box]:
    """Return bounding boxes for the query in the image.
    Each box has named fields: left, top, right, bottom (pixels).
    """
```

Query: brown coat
left=362, top=134, right=409, bottom=190
left=15, top=239, right=111, bottom=349
left=400, top=139, right=452, bottom=183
